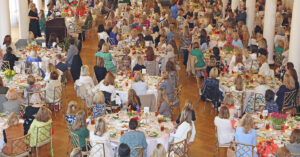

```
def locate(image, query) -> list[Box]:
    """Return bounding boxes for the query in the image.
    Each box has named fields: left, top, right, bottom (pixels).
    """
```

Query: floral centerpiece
left=204, top=13, right=210, bottom=18
left=71, top=1, right=78, bottom=7
left=223, top=43, right=234, bottom=52
left=126, top=70, right=135, bottom=79
left=61, top=11, right=68, bottom=17
left=269, top=113, right=287, bottom=130
left=25, top=44, right=40, bottom=51
left=256, top=139, right=279, bottom=157
left=136, top=27, right=143, bottom=34
left=127, top=106, right=140, bottom=116
left=4, top=69, right=15, bottom=82
left=192, top=3, right=199, bottom=8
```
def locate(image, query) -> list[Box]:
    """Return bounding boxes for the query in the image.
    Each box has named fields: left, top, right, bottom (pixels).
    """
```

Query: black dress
left=94, top=66, right=107, bottom=83
left=71, top=54, right=83, bottom=81
left=23, top=106, right=40, bottom=134
left=29, top=10, right=41, bottom=38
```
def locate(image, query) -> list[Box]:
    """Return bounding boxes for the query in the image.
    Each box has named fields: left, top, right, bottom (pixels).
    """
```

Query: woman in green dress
left=95, top=43, right=116, bottom=73
left=39, top=11, right=46, bottom=34
left=190, top=42, right=206, bottom=68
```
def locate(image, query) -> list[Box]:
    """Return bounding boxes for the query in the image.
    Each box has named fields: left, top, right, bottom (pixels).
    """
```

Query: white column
left=0, top=0, right=11, bottom=44
left=45, top=0, right=49, bottom=13
left=263, top=0, right=276, bottom=64
left=33, top=0, right=43, bottom=12
left=18, top=0, right=29, bottom=39
left=246, top=0, right=256, bottom=37
left=231, top=0, right=239, bottom=11
left=289, top=0, right=300, bottom=82
left=222, top=0, right=229, bottom=18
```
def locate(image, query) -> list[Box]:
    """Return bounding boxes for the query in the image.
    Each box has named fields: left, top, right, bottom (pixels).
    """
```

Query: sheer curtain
left=9, top=0, right=20, bottom=27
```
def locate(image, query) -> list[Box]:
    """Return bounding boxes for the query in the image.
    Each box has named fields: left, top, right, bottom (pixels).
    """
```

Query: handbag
left=227, top=142, right=237, bottom=157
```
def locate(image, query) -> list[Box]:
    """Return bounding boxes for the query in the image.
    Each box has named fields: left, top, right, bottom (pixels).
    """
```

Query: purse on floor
left=227, top=141, right=237, bottom=157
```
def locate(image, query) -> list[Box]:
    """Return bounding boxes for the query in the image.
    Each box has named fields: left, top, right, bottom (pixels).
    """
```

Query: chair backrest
left=70, top=132, right=81, bottom=148
left=130, top=147, right=143, bottom=157
left=7, top=133, right=31, bottom=156
left=145, top=61, right=159, bottom=76
left=27, top=90, right=46, bottom=105
left=283, top=89, right=298, bottom=111
left=253, top=93, right=265, bottom=113
left=86, top=139, right=105, bottom=157
left=291, top=153, right=300, bottom=157
left=1, top=60, right=10, bottom=71
left=226, top=91, right=244, bottom=109
left=168, top=139, right=187, bottom=157
left=235, top=142, right=255, bottom=157
left=61, top=71, right=68, bottom=85
left=139, top=94, right=156, bottom=112
left=49, top=85, right=62, bottom=103
left=36, top=122, right=52, bottom=146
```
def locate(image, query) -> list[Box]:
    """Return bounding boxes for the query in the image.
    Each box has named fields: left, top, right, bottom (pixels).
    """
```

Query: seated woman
left=166, top=60, right=178, bottom=87
left=24, top=75, right=40, bottom=104
left=258, top=55, right=273, bottom=77
left=170, top=109, right=196, bottom=144
left=276, top=73, right=296, bottom=111
left=206, top=47, right=221, bottom=74
left=45, top=71, right=62, bottom=105
left=144, top=47, right=156, bottom=61
left=176, top=100, right=196, bottom=124
left=265, top=89, right=279, bottom=113
left=127, top=89, right=141, bottom=111
left=286, top=129, right=300, bottom=155
left=65, top=101, right=77, bottom=126
left=201, top=67, right=222, bottom=106
left=44, top=63, right=62, bottom=82
left=89, top=118, right=114, bottom=157
left=26, top=50, right=42, bottom=63
left=120, top=118, right=147, bottom=156
left=109, top=26, right=118, bottom=45
left=3, top=47, right=18, bottom=70
left=71, top=111, right=89, bottom=151
left=190, top=42, right=206, bottom=69
left=133, top=55, right=146, bottom=71
left=157, top=72, right=175, bottom=102
left=2, top=89, right=21, bottom=116
left=92, top=91, right=106, bottom=119
left=235, top=114, right=258, bottom=157
left=221, top=93, right=238, bottom=121
left=93, top=72, right=118, bottom=105
left=156, top=88, right=171, bottom=118
left=214, top=106, right=235, bottom=145
left=118, top=48, right=131, bottom=72
left=2, top=113, right=24, bottom=156
left=28, top=106, right=52, bottom=148
left=97, top=24, right=109, bottom=41
left=151, top=144, right=167, bottom=157
left=1, top=35, right=16, bottom=54
left=131, top=71, right=148, bottom=95
left=94, top=57, right=107, bottom=83
left=232, top=32, right=244, bottom=48
left=161, top=45, right=175, bottom=72
left=229, top=53, right=244, bottom=74
left=95, top=43, right=116, bottom=73
left=23, top=93, right=43, bottom=134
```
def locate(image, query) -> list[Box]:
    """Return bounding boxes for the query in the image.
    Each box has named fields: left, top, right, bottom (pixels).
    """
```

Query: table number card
left=144, top=107, right=149, bottom=114
left=262, top=110, right=268, bottom=117
left=142, top=69, right=146, bottom=74
left=42, top=42, right=46, bottom=48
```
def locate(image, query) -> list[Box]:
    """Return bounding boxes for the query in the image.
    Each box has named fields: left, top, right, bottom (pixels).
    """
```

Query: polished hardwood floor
left=26, top=25, right=227, bottom=157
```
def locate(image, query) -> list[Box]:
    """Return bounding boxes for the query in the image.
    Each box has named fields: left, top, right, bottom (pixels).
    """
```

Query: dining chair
left=253, top=92, right=265, bottom=113
left=214, top=126, right=230, bottom=157
left=282, top=89, right=298, bottom=114
left=226, top=91, right=245, bottom=117
left=139, top=94, right=156, bottom=112
left=291, top=153, right=300, bottom=157
left=168, top=139, right=188, bottom=157
left=171, top=85, right=182, bottom=120
left=27, top=90, right=47, bottom=105
left=234, top=141, right=255, bottom=157
left=0, top=60, right=10, bottom=71
left=85, top=139, right=105, bottom=157
left=66, top=124, right=73, bottom=155
left=46, top=85, right=62, bottom=117
left=130, top=147, right=143, bottom=157
left=0, top=134, right=31, bottom=157
left=145, top=61, right=160, bottom=76
left=36, top=122, right=53, bottom=157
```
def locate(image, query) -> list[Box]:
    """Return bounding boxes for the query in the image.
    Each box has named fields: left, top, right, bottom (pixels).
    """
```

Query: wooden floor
left=33, top=28, right=227, bottom=157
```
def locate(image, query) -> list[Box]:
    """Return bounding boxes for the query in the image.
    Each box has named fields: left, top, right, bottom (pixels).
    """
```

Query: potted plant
left=4, top=69, right=15, bottom=82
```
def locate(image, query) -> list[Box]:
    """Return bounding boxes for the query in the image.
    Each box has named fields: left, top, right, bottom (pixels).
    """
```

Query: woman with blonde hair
left=131, top=71, right=148, bottom=95
left=71, top=111, right=89, bottom=151
left=89, top=118, right=114, bottom=157
left=92, top=91, right=106, bottom=119
left=2, top=89, right=21, bottom=116
left=222, top=93, right=237, bottom=119
left=2, top=113, right=24, bottom=156
left=94, top=57, right=107, bottom=83
left=258, top=55, right=273, bottom=77
left=93, top=72, right=118, bottom=105
left=28, top=3, right=41, bottom=38
left=65, top=101, right=77, bottom=126
left=45, top=71, right=62, bottom=109
left=133, top=55, right=146, bottom=71
left=276, top=73, right=296, bottom=111
left=28, top=106, right=52, bottom=147
left=176, top=100, right=196, bottom=124
left=127, top=89, right=141, bottom=111
left=231, top=75, right=244, bottom=92
left=151, top=144, right=167, bottom=157
left=214, top=106, right=235, bottom=145
left=156, top=88, right=171, bottom=118
left=95, top=43, right=116, bottom=72
left=235, top=114, right=257, bottom=157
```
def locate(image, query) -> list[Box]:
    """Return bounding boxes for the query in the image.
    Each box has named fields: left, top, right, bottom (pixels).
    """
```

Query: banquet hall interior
left=0, top=0, right=299, bottom=157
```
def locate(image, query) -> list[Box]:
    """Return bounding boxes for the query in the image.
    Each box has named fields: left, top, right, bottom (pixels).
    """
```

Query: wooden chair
left=168, top=139, right=188, bottom=157
left=214, top=126, right=230, bottom=157
left=27, top=90, right=47, bottom=105
left=36, top=122, right=53, bottom=157
left=282, top=89, right=298, bottom=113
left=86, top=139, right=105, bottom=157
left=46, top=85, right=62, bottom=117
left=130, top=147, right=143, bottom=157
left=291, top=153, right=300, bottom=157
left=0, top=60, right=10, bottom=71
left=253, top=93, right=265, bottom=113
left=234, top=141, right=255, bottom=157
left=226, top=91, right=245, bottom=117
left=171, top=85, right=182, bottom=120
left=0, top=134, right=31, bottom=157
left=70, top=132, right=81, bottom=149
left=66, top=125, right=73, bottom=155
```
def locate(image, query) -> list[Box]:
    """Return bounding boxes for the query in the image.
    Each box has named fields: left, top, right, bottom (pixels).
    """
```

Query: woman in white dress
left=89, top=118, right=114, bottom=157
left=258, top=55, right=274, bottom=77
left=229, top=53, right=245, bottom=74
left=214, top=106, right=235, bottom=145
left=131, top=71, right=148, bottom=95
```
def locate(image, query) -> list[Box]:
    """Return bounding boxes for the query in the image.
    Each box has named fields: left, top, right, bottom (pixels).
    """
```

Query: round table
left=87, top=111, right=174, bottom=157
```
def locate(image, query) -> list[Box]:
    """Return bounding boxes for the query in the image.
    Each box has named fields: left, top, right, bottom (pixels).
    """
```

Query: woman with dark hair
left=120, top=118, right=147, bottom=156
left=3, top=47, right=18, bottom=70
left=206, top=47, right=221, bottom=73
left=1, top=35, right=16, bottom=53
left=265, top=89, right=279, bottom=113
left=28, top=3, right=41, bottom=38
left=94, top=57, right=107, bottom=83
left=97, top=24, right=109, bottom=41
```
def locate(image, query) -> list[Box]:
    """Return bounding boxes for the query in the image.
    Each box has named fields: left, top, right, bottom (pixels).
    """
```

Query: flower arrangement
left=136, top=27, right=143, bottom=34
left=256, top=140, right=279, bottom=157
left=269, top=113, right=287, bottom=130
left=223, top=43, right=234, bottom=52
left=126, top=70, right=135, bottom=78
left=25, top=44, right=40, bottom=51
left=192, top=3, right=199, bottom=8
left=127, top=105, right=139, bottom=116
left=4, top=69, right=15, bottom=82
left=71, top=1, right=78, bottom=7
left=204, top=13, right=210, bottom=18
left=61, top=11, right=68, bottom=17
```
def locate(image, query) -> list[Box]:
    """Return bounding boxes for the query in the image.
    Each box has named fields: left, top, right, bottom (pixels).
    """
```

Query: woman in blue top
left=276, top=73, right=295, bottom=111
left=235, top=114, right=258, bottom=157
left=109, top=26, right=118, bottom=45
left=120, top=118, right=147, bottom=157
left=94, top=43, right=116, bottom=73
left=26, top=50, right=42, bottom=62
left=190, top=42, right=206, bottom=68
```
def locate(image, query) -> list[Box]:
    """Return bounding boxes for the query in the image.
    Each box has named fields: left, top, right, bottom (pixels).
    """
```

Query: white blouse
left=89, top=132, right=114, bottom=157
left=214, top=116, right=235, bottom=145
left=258, top=63, right=274, bottom=77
